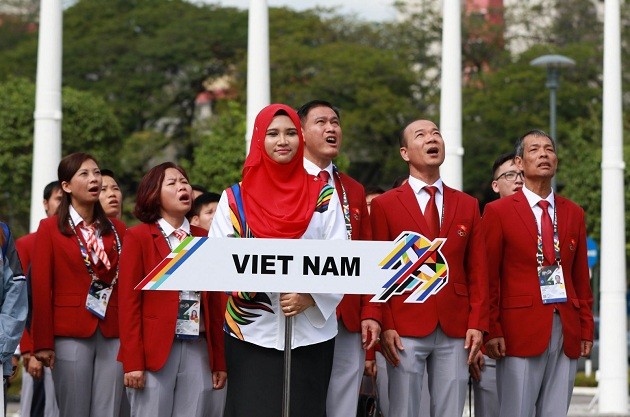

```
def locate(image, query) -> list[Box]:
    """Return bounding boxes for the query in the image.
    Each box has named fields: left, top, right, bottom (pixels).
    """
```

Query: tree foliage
left=183, top=100, right=246, bottom=193
left=0, top=77, right=122, bottom=235
left=0, top=0, right=628, bottom=253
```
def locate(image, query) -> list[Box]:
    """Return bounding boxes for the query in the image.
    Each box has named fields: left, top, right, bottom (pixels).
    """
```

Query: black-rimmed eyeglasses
left=495, top=170, right=524, bottom=182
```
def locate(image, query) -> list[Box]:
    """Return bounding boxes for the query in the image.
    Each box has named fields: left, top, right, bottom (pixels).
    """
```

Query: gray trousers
left=127, top=338, right=220, bottom=417
left=473, top=355, right=499, bottom=417
left=52, top=331, right=123, bottom=417
left=20, top=366, right=59, bottom=417
left=376, top=351, right=430, bottom=417
left=497, top=313, right=577, bottom=417
left=387, top=327, right=468, bottom=417
left=326, top=322, right=365, bottom=417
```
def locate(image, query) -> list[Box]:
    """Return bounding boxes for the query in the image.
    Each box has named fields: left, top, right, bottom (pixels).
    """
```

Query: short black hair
left=296, top=100, right=340, bottom=124
left=365, top=185, right=385, bottom=196
left=399, top=119, right=420, bottom=148
left=492, top=152, right=516, bottom=179
left=100, top=169, right=117, bottom=181
left=514, top=129, right=556, bottom=158
left=43, top=181, right=61, bottom=200
left=191, top=184, right=209, bottom=194
left=187, top=192, right=221, bottom=219
left=392, top=175, right=408, bottom=188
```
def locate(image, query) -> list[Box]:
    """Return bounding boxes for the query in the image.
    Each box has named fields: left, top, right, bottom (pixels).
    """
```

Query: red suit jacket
left=335, top=172, right=381, bottom=332
left=16, top=232, right=36, bottom=354
left=117, top=223, right=226, bottom=373
left=31, top=216, right=126, bottom=352
left=482, top=190, right=594, bottom=358
left=370, top=182, right=488, bottom=338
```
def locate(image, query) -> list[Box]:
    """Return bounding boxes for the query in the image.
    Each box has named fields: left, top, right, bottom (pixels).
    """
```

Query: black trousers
left=31, top=374, right=46, bottom=417
left=223, top=334, right=335, bottom=417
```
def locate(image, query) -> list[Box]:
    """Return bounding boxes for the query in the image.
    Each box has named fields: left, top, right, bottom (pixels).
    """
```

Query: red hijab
left=241, top=104, right=323, bottom=239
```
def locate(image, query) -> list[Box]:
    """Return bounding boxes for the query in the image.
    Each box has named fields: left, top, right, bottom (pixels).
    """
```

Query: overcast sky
left=202, top=0, right=398, bottom=22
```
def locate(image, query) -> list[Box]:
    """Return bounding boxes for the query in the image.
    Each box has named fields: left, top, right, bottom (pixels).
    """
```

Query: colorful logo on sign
left=373, top=232, right=448, bottom=303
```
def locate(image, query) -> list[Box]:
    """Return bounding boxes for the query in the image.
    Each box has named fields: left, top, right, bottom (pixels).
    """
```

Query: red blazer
left=117, top=223, right=226, bottom=374
left=31, top=216, right=126, bottom=352
left=370, top=182, right=488, bottom=338
left=16, top=232, right=36, bottom=354
left=482, top=191, right=594, bottom=359
left=334, top=172, right=381, bottom=332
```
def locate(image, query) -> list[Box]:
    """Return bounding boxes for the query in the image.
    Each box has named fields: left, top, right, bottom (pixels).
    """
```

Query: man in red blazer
left=298, top=100, right=381, bottom=417
left=482, top=130, right=594, bottom=417
left=371, top=119, right=488, bottom=417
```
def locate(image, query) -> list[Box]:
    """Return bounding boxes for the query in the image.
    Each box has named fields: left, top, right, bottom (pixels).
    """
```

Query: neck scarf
left=241, top=104, right=323, bottom=239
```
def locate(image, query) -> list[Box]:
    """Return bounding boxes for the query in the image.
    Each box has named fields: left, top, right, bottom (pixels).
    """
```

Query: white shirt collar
left=158, top=217, right=191, bottom=237
left=407, top=176, right=443, bottom=196
left=69, top=205, right=86, bottom=226
left=303, top=157, right=334, bottom=178
left=521, top=184, right=555, bottom=209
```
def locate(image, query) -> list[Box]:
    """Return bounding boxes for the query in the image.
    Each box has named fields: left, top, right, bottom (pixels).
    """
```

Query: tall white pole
left=439, top=0, right=463, bottom=190
left=30, top=0, right=63, bottom=231
left=599, top=0, right=628, bottom=413
left=245, top=0, right=270, bottom=155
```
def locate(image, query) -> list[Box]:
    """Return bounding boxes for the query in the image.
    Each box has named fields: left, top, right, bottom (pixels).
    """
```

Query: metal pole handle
left=282, top=315, right=293, bottom=417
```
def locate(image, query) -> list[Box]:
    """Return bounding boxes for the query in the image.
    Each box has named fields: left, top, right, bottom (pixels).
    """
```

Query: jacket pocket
left=502, top=295, right=533, bottom=309
left=54, top=294, right=82, bottom=307
left=453, top=283, right=469, bottom=296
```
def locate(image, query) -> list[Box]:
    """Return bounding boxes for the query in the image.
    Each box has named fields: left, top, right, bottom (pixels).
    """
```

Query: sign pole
left=282, top=316, right=293, bottom=417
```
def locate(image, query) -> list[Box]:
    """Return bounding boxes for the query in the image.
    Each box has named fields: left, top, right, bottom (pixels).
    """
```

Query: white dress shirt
left=69, top=205, right=105, bottom=265
left=157, top=217, right=191, bottom=250
left=521, top=185, right=555, bottom=234
left=407, top=175, right=444, bottom=225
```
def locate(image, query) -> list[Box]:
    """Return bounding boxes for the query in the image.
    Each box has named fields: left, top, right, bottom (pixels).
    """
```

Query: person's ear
left=400, top=147, right=410, bottom=162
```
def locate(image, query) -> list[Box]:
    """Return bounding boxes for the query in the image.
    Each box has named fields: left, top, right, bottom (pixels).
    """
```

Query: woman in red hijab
left=209, top=104, right=347, bottom=417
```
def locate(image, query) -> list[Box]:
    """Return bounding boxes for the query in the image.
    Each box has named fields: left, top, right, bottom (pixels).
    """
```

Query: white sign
left=138, top=233, right=450, bottom=304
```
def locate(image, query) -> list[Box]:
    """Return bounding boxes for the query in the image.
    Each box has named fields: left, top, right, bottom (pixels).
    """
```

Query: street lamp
left=530, top=54, right=575, bottom=191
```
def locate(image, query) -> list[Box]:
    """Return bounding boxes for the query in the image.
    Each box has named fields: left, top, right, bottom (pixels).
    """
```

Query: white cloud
left=199, top=0, right=397, bottom=22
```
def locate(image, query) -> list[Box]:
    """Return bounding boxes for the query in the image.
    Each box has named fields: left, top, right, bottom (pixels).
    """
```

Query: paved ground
left=567, top=387, right=630, bottom=417
left=6, top=387, right=630, bottom=416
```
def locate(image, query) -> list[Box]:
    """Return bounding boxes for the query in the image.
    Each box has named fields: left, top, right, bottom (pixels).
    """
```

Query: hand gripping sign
left=137, top=232, right=449, bottom=303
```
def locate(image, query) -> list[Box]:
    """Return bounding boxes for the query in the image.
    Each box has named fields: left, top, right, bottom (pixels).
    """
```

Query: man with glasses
left=469, top=152, right=522, bottom=417
left=491, top=152, right=524, bottom=198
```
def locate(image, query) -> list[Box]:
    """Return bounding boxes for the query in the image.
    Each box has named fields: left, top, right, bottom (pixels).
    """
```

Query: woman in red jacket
left=117, top=162, right=226, bottom=417
left=31, top=152, right=127, bottom=417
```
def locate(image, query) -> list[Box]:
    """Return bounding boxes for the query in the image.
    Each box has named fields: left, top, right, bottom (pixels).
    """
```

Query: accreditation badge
left=176, top=291, right=201, bottom=339
left=538, top=264, right=568, bottom=304
left=86, top=279, right=113, bottom=319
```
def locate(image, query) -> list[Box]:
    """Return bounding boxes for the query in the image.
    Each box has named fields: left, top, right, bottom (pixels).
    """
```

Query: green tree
left=462, top=41, right=602, bottom=204
left=0, top=77, right=122, bottom=236
left=252, top=6, right=433, bottom=186
left=0, top=0, right=248, bottom=136
left=184, top=100, right=246, bottom=193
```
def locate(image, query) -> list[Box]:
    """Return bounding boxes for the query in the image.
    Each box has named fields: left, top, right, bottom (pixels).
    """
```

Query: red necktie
left=423, top=186, right=440, bottom=239
left=82, top=223, right=111, bottom=270
left=538, top=200, right=555, bottom=264
left=317, top=170, right=330, bottom=184
left=173, top=228, right=188, bottom=242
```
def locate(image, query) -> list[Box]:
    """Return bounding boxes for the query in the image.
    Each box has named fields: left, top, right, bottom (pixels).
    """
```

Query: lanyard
left=156, top=222, right=200, bottom=304
left=535, top=205, right=560, bottom=267
left=155, top=222, right=189, bottom=250
left=332, top=166, right=353, bottom=240
left=68, top=217, right=121, bottom=284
